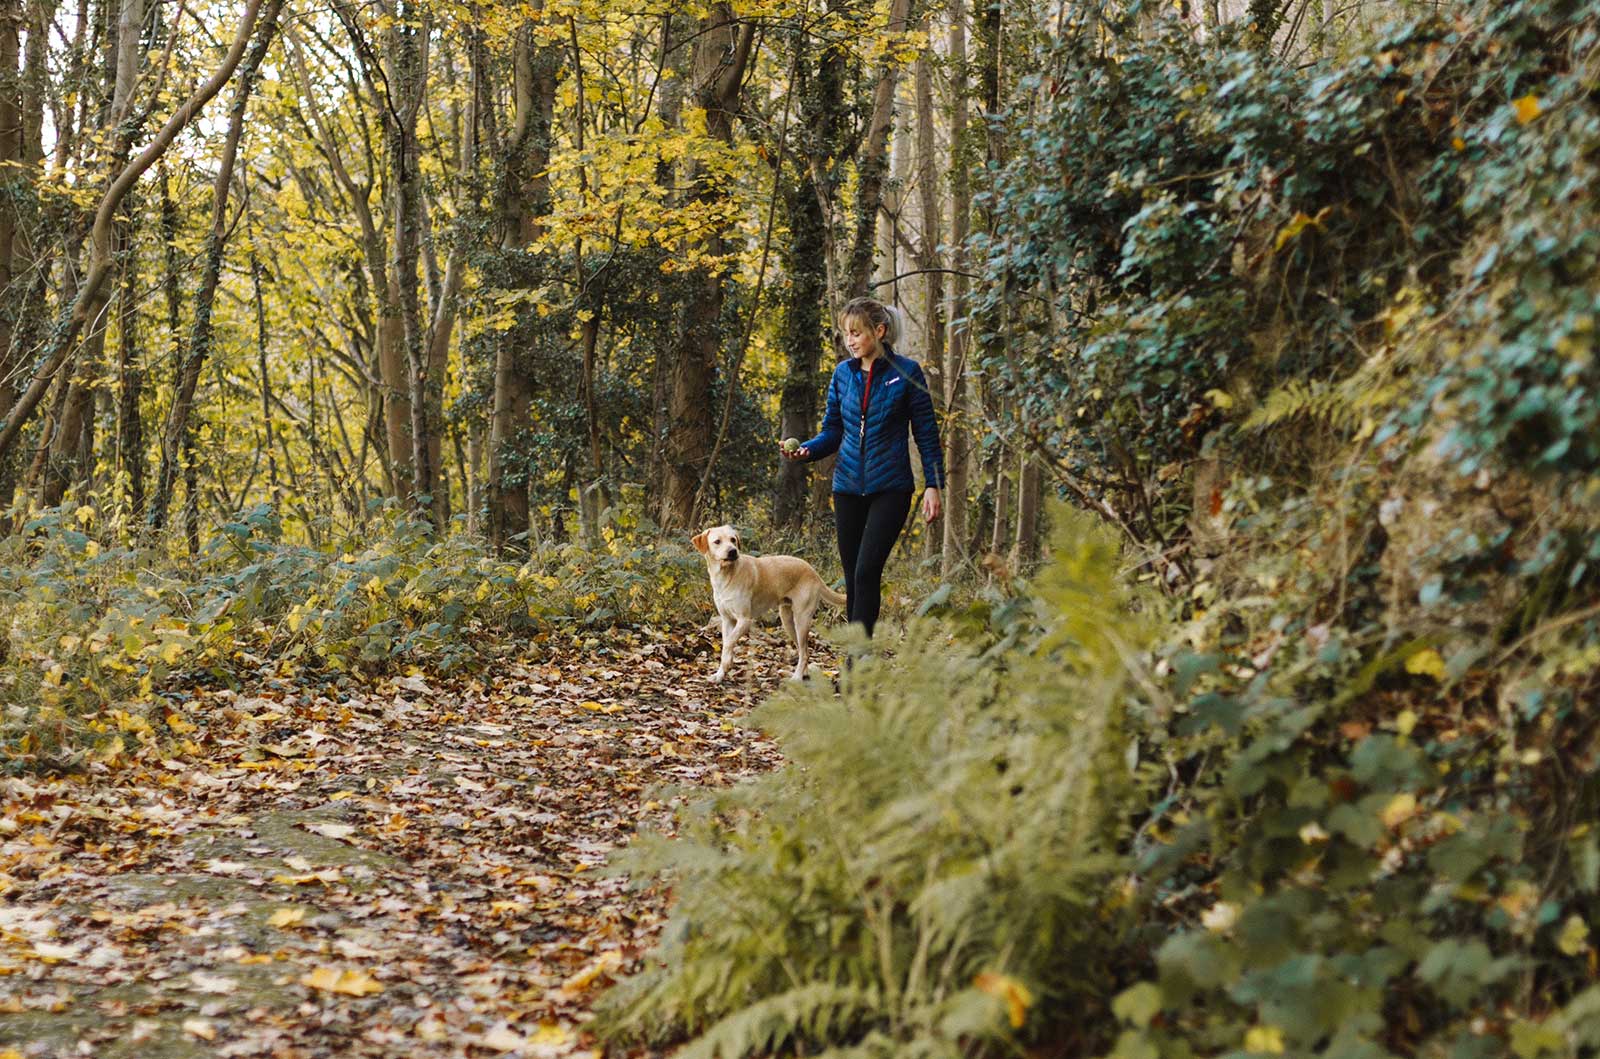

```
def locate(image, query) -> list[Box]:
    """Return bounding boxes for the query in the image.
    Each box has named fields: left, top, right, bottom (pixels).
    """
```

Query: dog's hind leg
left=790, top=600, right=816, bottom=680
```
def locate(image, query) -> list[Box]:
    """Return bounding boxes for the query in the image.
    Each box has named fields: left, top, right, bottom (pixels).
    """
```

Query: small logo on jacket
left=886, top=377, right=901, bottom=386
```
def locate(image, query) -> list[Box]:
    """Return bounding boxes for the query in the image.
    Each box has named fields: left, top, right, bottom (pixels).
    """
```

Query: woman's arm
left=799, top=368, right=844, bottom=460
left=907, top=362, right=945, bottom=488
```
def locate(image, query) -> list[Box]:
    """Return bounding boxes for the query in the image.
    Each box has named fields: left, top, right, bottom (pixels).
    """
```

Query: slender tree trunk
left=914, top=47, right=945, bottom=559
left=147, top=0, right=282, bottom=532
left=0, top=0, right=30, bottom=514
left=115, top=216, right=143, bottom=518
left=646, top=13, right=689, bottom=497
left=252, top=253, right=280, bottom=512
left=844, top=0, right=915, bottom=297
left=941, top=0, right=972, bottom=577
left=569, top=15, right=605, bottom=544
left=385, top=0, right=437, bottom=526
left=486, top=19, right=555, bottom=551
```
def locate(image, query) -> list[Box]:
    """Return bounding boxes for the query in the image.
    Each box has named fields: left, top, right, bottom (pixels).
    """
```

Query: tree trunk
left=115, top=216, right=144, bottom=518
left=487, top=18, right=556, bottom=551
left=0, top=0, right=29, bottom=513
left=146, top=0, right=282, bottom=533
left=844, top=0, right=915, bottom=298
left=386, top=0, right=437, bottom=526
left=914, top=47, right=945, bottom=560
left=658, top=5, right=754, bottom=531
left=941, top=0, right=972, bottom=577
left=1013, top=452, right=1041, bottom=565
left=252, top=253, right=280, bottom=512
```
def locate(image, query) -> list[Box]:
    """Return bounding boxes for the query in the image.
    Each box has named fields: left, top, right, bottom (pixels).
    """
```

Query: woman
left=780, top=297, right=944, bottom=637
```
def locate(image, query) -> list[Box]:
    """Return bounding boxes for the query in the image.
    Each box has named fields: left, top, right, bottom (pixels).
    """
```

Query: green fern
left=597, top=506, right=1150, bottom=1057
left=1242, top=372, right=1404, bottom=433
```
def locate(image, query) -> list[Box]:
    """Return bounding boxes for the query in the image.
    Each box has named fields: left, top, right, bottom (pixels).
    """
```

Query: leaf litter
left=0, top=625, right=820, bottom=1056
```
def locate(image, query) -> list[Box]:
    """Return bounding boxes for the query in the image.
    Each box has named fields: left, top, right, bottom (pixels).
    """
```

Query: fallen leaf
left=304, top=822, right=357, bottom=841
left=31, top=942, right=81, bottom=962
left=189, top=971, right=238, bottom=995
left=1514, top=94, right=1541, bottom=125
left=559, top=950, right=624, bottom=996
left=268, top=907, right=307, bottom=928
left=181, top=1018, right=217, bottom=1041
left=1404, top=647, right=1446, bottom=680
left=300, top=965, right=385, bottom=996
left=479, top=1025, right=527, bottom=1051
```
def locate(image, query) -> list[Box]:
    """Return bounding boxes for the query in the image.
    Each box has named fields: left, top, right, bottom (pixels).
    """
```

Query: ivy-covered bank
left=602, top=0, right=1600, bottom=1056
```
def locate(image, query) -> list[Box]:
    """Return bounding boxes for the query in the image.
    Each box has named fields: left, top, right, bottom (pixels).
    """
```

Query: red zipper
left=858, top=360, right=874, bottom=489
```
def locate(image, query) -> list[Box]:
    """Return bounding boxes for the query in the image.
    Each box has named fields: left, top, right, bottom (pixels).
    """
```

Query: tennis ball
left=782, top=437, right=801, bottom=453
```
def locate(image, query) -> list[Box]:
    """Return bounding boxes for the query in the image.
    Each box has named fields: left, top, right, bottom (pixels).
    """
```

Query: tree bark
left=914, top=46, right=945, bottom=559
left=0, top=0, right=270, bottom=466
left=115, top=215, right=143, bottom=518
left=658, top=4, right=755, bottom=530
left=941, top=0, right=972, bottom=577
left=486, top=17, right=557, bottom=550
left=844, top=0, right=915, bottom=298
left=146, top=0, right=282, bottom=533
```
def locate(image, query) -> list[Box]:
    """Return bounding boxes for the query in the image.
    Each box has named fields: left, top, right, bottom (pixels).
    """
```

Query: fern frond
left=673, top=984, right=882, bottom=1059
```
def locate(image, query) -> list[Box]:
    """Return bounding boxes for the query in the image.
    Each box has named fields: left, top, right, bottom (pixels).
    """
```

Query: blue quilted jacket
left=802, top=350, right=945, bottom=496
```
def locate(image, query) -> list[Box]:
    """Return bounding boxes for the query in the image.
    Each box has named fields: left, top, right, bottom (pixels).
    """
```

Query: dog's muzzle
left=721, top=549, right=738, bottom=562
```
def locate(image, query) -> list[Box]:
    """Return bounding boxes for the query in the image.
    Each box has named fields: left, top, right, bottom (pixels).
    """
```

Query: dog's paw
left=708, top=669, right=726, bottom=684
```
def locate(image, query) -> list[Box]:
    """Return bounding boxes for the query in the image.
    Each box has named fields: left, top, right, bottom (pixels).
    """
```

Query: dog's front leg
left=709, top=613, right=732, bottom=683
left=709, top=615, right=750, bottom=684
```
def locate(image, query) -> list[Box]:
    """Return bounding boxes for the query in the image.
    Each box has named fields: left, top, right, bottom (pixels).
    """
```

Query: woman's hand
left=779, top=440, right=809, bottom=461
left=921, top=487, right=942, bottom=523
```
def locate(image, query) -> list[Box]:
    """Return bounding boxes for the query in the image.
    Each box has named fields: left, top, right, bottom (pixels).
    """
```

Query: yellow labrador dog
left=692, top=524, right=846, bottom=683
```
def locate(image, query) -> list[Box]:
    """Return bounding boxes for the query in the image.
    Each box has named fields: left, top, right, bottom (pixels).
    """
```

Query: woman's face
left=841, top=316, right=886, bottom=360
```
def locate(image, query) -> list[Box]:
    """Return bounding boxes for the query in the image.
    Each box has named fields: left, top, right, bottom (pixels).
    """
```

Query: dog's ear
left=691, top=531, right=710, bottom=555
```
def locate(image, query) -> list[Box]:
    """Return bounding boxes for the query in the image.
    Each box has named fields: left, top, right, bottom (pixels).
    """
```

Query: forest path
left=1, top=626, right=821, bottom=1058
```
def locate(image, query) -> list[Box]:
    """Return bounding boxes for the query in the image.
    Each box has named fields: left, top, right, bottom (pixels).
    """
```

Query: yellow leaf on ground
left=1514, top=94, right=1542, bottom=125
left=30, top=941, right=81, bottom=962
left=181, top=1018, right=216, bottom=1041
left=1404, top=647, right=1446, bottom=680
left=559, top=950, right=624, bottom=996
left=300, top=965, right=384, bottom=996
left=1245, top=1025, right=1285, bottom=1053
left=268, top=907, right=306, bottom=928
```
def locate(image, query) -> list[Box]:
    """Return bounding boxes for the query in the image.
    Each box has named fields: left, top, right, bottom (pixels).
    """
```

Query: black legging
left=834, top=490, right=913, bottom=637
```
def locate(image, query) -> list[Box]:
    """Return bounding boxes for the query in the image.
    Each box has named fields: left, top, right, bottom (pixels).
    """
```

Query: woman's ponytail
left=881, top=303, right=903, bottom=349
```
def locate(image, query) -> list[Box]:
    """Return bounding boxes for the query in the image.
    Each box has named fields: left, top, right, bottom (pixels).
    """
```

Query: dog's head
left=692, top=524, right=741, bottom=565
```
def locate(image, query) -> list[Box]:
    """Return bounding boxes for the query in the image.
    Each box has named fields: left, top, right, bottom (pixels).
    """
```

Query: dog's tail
left=821, top=583, right=847, bottom=607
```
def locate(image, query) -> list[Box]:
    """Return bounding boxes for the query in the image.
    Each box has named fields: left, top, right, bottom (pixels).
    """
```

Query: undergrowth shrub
left=0, top=503, right=705, bottom=769
left=600, top=508, right=1151, bottom=1058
